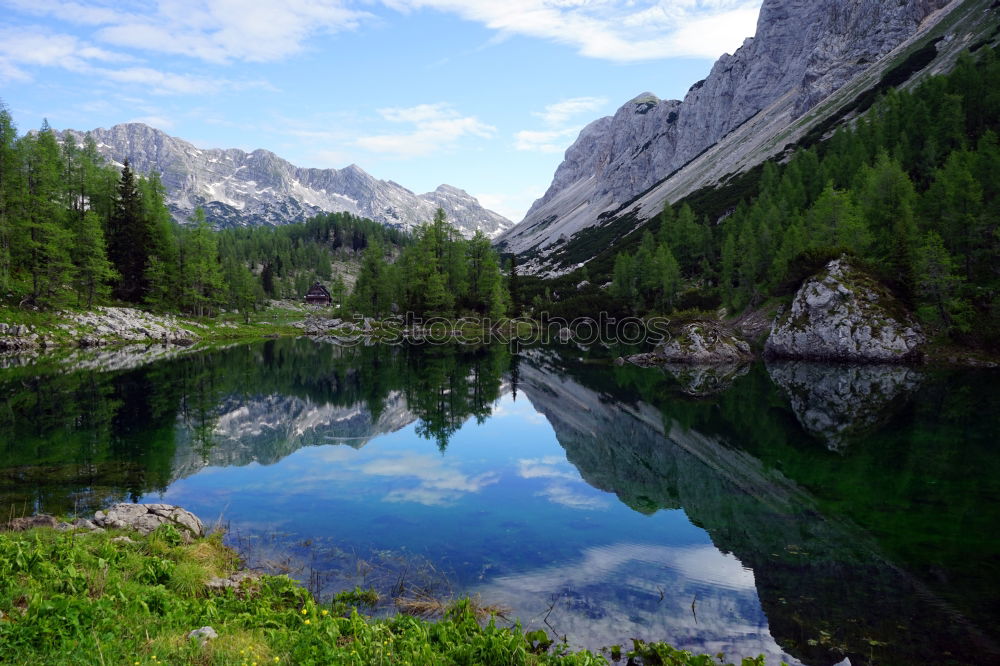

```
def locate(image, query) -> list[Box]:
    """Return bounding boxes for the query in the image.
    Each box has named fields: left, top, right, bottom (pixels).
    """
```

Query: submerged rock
left=765, top=257, right=924, bottom=362
left=767, top=360, right=923, bottom=451
left=629, top=322, right=752, bottom=366
left=93, top=503, right=204, bottom=538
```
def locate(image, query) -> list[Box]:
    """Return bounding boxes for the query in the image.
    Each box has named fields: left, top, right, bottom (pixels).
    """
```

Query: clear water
left=2, top=339, right=999, bottom=665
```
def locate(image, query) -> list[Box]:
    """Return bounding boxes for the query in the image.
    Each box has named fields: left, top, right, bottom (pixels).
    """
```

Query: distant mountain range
left=58, top=123, right=513, bottom=238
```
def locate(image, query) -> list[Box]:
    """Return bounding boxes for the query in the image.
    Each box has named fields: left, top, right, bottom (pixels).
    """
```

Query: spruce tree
left=72, top=210, right=116, bottom=307
left=18, top=123, right=72, bottom=305
left=108, top=160, right=148, bottom=302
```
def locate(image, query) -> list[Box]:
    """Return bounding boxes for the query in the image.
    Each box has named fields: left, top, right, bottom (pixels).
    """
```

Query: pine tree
left=351, top=239, right=392, bottom=317
left=507, top=255, right=520, bottom=315
left=107, top=160, right=148, bottom=302
left=179, top=209, right=224, bottom=316
left=720, top=233, right=737, bottom=309
left=72, top=211, right=116, bottom=307
left=655, top=243, right=681, bottom=310
left=914, top=231, right=970, bottom=333
left=17, top=122, right=73, bottom=305
left=806, top=182, right=870, bottom=252
left=0, top=102, right=17, bottom=294
left=858, top=152, right=919, bottom=291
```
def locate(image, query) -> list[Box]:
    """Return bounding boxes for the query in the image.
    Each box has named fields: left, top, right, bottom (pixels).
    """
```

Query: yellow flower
left=300, top=608, right=308, bottom=615
left=304, top=619, right=311, bottom=625
left=321, top=610, right=329, bottom=616
left=274, top=659, right=280, bottom=663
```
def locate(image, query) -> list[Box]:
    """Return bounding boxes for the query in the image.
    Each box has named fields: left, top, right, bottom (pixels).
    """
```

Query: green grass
left=0, top=526, right=771, bottom=665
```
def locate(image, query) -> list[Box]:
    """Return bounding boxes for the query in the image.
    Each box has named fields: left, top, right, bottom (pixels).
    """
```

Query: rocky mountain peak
left=498, top=0, right=955, bottom=264
left=58, top=123, right=513, bottom=238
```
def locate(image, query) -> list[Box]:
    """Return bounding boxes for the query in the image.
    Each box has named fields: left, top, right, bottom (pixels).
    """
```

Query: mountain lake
left=2, top=338, right=998, bottom=665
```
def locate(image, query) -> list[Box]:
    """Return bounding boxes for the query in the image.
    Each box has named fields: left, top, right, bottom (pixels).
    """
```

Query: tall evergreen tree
left=107, top=160, right=149, bottom=302
left=71, top=210, right=116, bottom=307
left=17, top=122, right=72, bottom=305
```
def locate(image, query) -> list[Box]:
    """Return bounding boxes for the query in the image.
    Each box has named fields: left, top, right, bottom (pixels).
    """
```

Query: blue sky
left=0, top=0, right=761, bottom=222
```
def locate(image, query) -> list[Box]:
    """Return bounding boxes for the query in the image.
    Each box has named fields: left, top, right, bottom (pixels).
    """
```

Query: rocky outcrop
left=58, top=123, right=512, bottom=238
left=497, top=0, right=956, bottom=265
left=628, top=322, right=752, bottom=366
left=0, top=323, right=48, bottom=351
left=64, top=307, right=200, bottom=346
left=93, top=503, right=205, bottom=538
left=767, top=360, right=923, bottom=451
left=765, top=258, right=924, bottom=362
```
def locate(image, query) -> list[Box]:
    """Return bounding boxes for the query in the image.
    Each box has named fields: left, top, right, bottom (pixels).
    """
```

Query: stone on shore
left=93, top=503, right=204, bottom=538
left=765, top=257, right=924, bottom=362
left=628, top=321, right=753, bottom=366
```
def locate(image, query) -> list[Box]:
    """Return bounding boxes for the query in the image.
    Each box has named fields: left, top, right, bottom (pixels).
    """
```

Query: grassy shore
left=0, top=525, right=769, bottom=666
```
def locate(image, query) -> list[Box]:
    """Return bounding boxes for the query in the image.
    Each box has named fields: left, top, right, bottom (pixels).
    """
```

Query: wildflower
left=300, top=608, right=308, bottom=615
left=274, top=659, right=280, bottom=663
left=304, top=619, right=311, bottom=625
left=321, top=609, right=329, bottom=616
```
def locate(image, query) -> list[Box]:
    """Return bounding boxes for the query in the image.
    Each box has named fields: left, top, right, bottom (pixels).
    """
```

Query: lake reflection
left=1, top=339, right=999, bottom=665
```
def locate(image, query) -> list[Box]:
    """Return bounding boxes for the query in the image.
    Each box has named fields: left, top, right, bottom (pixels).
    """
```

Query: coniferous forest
left=604, top=49, right=1000, bottom=347
left=0, top=104, right=511, bottom=321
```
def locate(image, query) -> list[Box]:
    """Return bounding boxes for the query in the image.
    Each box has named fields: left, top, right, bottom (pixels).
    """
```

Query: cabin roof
left=306, top=282, right=332, bottom=298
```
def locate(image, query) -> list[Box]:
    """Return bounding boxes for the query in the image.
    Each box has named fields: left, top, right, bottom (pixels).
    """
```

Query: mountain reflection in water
left=1, top=339, right=998, bottom=665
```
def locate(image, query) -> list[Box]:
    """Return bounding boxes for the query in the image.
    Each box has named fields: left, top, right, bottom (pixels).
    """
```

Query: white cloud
left=356, top=103, right=496, bottom=158
left=3, top=0, right=129, bottom=26
left=4, top=0, right=373, bottom=64
left=381, top=0, right=761, bottom=62
left=514, top=127, right=580, bottom=153
left=0, top=27, right=271, bottom=94
left=515, top=96, right=608, bottom=154
left=533, top=96, right=607, bottom=126
left=126, top=115, right=174, bottom=129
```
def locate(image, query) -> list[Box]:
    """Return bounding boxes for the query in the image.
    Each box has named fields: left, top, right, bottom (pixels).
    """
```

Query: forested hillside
left=350, top=209, right=509, bottom=320
left=579, top=48, right=1000, bottom=347
left=0, top=107, right=408, bottom=318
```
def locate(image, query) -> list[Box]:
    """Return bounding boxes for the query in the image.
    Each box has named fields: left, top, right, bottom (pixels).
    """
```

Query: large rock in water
left=765, top=257, right=924, bottom=362
left=93, top=503, right=204, bottom=538
left=630, top=322, right=753, bottom=366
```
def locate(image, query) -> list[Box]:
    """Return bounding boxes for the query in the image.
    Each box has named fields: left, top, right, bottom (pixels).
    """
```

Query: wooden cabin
left=304, top=282, right=332, bottom=305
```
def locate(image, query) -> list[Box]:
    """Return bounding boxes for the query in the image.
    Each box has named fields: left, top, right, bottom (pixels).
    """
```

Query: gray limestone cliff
left=498, top=0, right=956, bottom=263
left=58, top=123, right=512, bottom=238
left=765, top=257, right=925, bottom=362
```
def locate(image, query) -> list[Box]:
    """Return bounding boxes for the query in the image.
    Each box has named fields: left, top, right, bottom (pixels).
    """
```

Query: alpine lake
left=2, top=337, right=998, bottom=666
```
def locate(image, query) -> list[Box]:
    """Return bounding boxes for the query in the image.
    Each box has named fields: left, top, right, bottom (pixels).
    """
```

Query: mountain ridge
left=58, top=122, right=513, bottom=238
left=497, top=0, right=985, bottom=273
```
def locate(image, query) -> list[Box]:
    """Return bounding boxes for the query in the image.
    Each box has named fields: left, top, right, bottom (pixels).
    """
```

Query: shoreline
left=0, top=503, right=764, bottom=666
left=0, top=303, right=997, bottom=369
